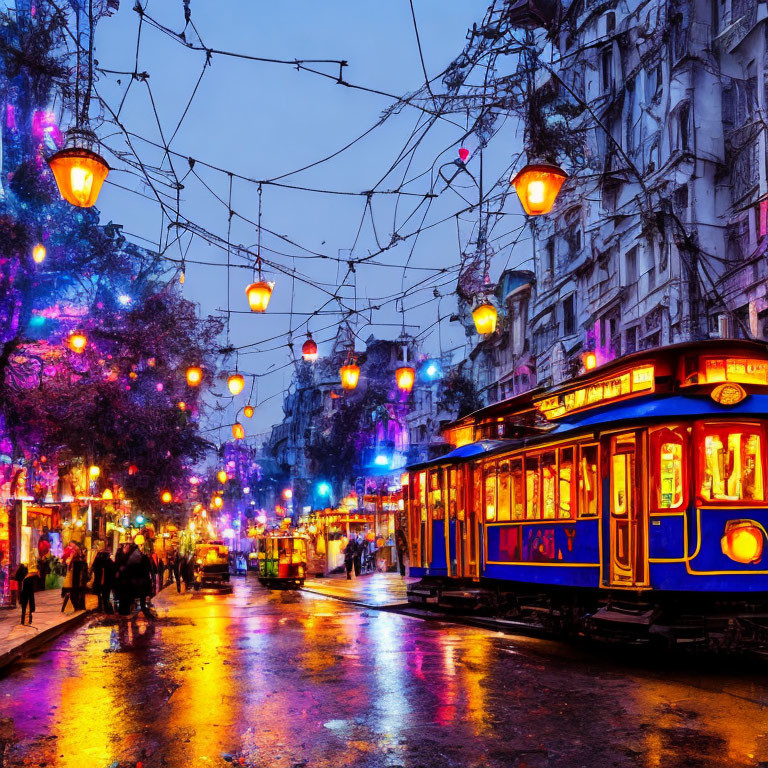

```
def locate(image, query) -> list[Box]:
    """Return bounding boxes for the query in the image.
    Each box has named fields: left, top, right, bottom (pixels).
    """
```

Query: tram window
left=511, top=459, right=525, bottom=520
left=473, top=465, right=483, bottom=518
left=558, top=447, right=575, bottom=519
left=498, top=462, right=511, bottom=521
left=579, top=445, right=599, bottom=517
left=485, top=465, right=497, bottom=521
left=525, top=455, right=541, bottom=519
left=651, top=427, right=686, bottom=510
left=612, top=453, right=630, bottom=516
left=698, top=425, right=765, bottom=503
left=448, top=468, right=458, bottom=521
left=429, top=470, right=445, bottom=520
left=542, top=451, right=557, bottom=519
left=418, top=471, right=427, bottom=522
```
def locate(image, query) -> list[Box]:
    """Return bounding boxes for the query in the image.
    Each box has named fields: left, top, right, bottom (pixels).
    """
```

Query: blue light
left=374, top=455, right=389, bottom=466
left=317, top=482, right=331, bottom=497
left=118, top=294, right=132, bottom=306
left=135, top=515, right=145, bottom=525
left=421, top=360, right=442, bottom=381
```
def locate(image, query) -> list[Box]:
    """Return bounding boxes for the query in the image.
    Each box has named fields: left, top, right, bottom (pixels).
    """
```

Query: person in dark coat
left=126, top=544, right=153, bottom=618
left=115, top=543, right=132, bottom=615
left=71, top=548, right=89, bottom=610
left=157, top=555, right=166, bottom=591
left=180, top=556, right=194, bottom=591
left=395, top=529, right=408, bottom=577
left=90, top=545, right=116, bottom=613
left=344, top=538, right=357, bottom=580
left=353, top=533, right=363, bottom=577
left=14, top=563, right=37, bottom=624
left=169, top=552, right=182, bottom=593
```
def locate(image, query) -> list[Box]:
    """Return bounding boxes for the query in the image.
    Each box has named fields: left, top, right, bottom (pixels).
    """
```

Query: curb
left=299, top=586, right=408, bottom=611
left=0, top=608, right=93, bottom=672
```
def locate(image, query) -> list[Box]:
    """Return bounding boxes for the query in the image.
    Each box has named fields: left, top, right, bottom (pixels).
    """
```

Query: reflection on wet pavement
left=0, top=577, right=767, bottom=767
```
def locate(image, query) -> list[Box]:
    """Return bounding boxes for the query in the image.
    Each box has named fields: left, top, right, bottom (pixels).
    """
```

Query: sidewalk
left=0, top=588, right=97, bottom=670
left=301, top=571, right=417, bottom=607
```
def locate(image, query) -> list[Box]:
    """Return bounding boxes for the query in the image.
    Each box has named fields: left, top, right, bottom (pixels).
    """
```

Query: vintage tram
left=404, top=340, right=768, bottom=646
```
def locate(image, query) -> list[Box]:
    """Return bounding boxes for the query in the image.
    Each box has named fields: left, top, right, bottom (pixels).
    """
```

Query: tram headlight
left=721, top=520, right=764, bottom=564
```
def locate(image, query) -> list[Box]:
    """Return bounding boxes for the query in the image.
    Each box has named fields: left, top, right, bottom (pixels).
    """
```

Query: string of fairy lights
left=42, top=0, right=564, bottom=447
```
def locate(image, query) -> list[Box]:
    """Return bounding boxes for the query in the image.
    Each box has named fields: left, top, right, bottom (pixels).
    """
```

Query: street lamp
left=511, top=162, right=568, bottom=216
left=47, top=130, right=110, bottom=208
left=160, top=490, right=172, bottom=504
left=472, top=301, right=498, bottom=335
left=68, top=331, right=88, bottom=354
left=246, top=281, right=274, bottom=312
left=32, top=244, right=46, bottom=264
left=396, top=366, right=415, bottom=393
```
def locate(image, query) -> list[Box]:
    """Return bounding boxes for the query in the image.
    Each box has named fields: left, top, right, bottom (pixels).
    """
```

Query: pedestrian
left=395, top=529, right=408, bottom=578
left=181, top=555, right=194, bottom=591
left=18, top=565, right=39, bottom=625
left=115, top=543, right=132, bottom=615
left=14, top=563, right=30, bottom=624
left=158, top=555, right=166, bottom=591
left=353, top=533, right=363, bottom=577
left=344, top=537, right=357, bottom=580
left=170, top=552, right=182, bottom=593
left=127, top=543, right=153, bottom=618
left=69, top=547, right=88, bottom=610
left=60, top=549, right=75, bottom=612
left=91, top=544, right=116, bottom=613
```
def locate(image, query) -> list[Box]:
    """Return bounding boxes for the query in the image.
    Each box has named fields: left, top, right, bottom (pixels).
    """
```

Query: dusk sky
left=92, top=1, right=526, bottom=440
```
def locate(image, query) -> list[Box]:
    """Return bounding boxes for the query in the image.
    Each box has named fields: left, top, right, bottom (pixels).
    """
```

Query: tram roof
left=407, top=439, right=519, bottom=470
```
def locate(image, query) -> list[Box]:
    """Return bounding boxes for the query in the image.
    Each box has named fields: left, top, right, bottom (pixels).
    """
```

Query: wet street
left=1, top=578, right=768, bottom=768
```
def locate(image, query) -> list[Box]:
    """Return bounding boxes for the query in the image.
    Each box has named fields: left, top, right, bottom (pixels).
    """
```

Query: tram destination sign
left=535, top=364, right=655, bottom=420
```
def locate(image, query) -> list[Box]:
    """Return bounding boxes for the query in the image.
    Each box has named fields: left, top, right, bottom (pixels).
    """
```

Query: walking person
left=91, top=544, right=116, bottom=613
left=115, top=543, right=132, bottom=615
left=71, top=548, right=88, bottom=610
left=353, top=533, right=363, bottom=577
left=157, top=555, right=166, bottom=591
left=395, top=529, right=409, bottom=578
left=60, top=549, right=75, bottom=612
left=169, top=552, right=182, bottom=593
left=344, top=537, right=357, bottom=580
left=19, top=565, right=38, bottom=625
left=127, top=543, right=153, bottom=618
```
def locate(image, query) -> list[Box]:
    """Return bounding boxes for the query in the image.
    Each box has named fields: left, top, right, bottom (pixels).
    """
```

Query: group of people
left=12, top=543, right=200, bottom=625
left=343, top=529, right=409, bottom=579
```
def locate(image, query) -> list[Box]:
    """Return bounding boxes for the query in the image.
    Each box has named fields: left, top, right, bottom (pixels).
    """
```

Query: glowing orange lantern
left=340, top=363, right=360, bottom=390
left=472, top=302, right=497, bottom=335
left=213, top=495, right=223, bottom=509
left=396, top=366, right=415, bottom=393
left=68, top=331, right=87, bottom=353
left=217, top=470, right=228, bottom=484
left=32, top=244, right=46, bottom=264
left=511, top=162, right=567, bottom=216
left=227, top=372, right=245, bottom=395
left=177, top=401, right=187, bottom=411
left=232, top=422, right=245, bottom=440
left=246, top=281, right=274, bottom=312
left=186, top=366, right=203, bottom=387
left=302, top=336, right=318, bottom=362
left=47, top=144, right=110, bottom=208
left=583, top=352, right=597, bottom=371
left=160, top=490, right=173, bottom=504
left=243, top=404, right=254, bottom=418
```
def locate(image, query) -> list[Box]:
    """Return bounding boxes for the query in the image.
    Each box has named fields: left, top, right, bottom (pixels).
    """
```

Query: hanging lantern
left=232, top=422, right=245, bottom=440
left=458, top=147, right=470, bottom=163
left=340, top=363, right=360, bottom=391
left=243, top=404, right=254, bottom=418
left=88, top=465, right=100, bottom=479
left=510, top=162, right=568, bottom=216
left=186, top=366, right=203, bottom=387
left=47, top=131, right=110, bottom=208
left=32, top=244, right=46, bottom=264
left=227, top=373, right=245, bottom=395
left=246, top=281, right=274, bottom=312
left=160, top=490, right=173, bottom=504
left=302, top=336, right=318, bottom=362
left=472, top=302, right=498, bottom=335
left=396, top=366, right=415, bottom=393
left=68, top=331, right=87, bottom=354
left=217, top=470, right=228, bottom=484
left=213, top=495, right=223, bottom=509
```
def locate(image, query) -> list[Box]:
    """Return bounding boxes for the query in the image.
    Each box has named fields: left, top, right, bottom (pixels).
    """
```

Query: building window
left=601, top=47, right=614, bottom=93
left=563, top=294, right=575, bottom=336
left=625, top=246, right=638, bottom=284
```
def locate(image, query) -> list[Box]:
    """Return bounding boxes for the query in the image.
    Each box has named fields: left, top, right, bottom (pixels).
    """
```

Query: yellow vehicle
left=256, top=534, right=308, bottom=588
left=194, top=540, right=232, bottom=592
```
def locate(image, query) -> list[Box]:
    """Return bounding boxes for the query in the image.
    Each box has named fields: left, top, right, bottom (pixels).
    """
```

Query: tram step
left=592, top=605, right=658, bottom=626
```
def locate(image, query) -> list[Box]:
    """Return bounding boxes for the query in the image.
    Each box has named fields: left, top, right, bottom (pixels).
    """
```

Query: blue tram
left=404, top=341, right=768, bottom=645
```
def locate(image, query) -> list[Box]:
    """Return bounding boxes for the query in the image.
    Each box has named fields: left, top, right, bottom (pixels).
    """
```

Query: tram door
left=607, top=432, right=648, bottom=587
left=455, top=465, right=479, bottom=579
